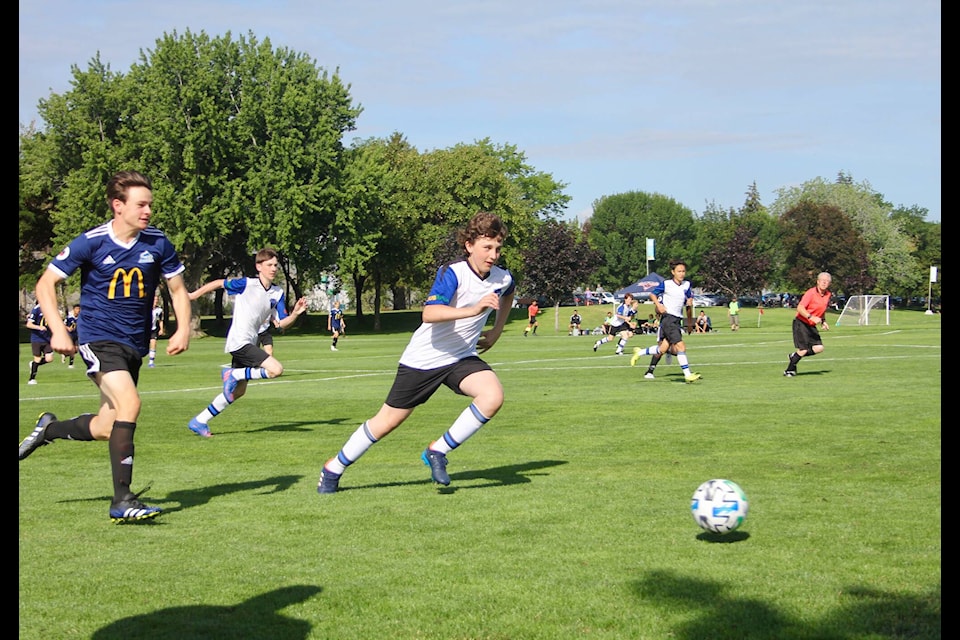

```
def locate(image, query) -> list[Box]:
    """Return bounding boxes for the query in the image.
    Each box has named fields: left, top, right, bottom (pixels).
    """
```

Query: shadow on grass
left=67, top=475, right=304, bottom=516
left=632, top=570, right=940, bottom=640
left=335, top=459, right=569, bottom=494
left=92, top=584, right=322, bottom=640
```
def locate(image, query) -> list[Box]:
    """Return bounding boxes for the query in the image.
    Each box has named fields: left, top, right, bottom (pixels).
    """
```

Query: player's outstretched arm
left=188, top=279, right=225, bottom=301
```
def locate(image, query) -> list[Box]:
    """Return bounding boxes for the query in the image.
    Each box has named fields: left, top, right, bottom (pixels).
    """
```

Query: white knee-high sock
left=326, top=421, right=378, bottom=474
left=430, top=405, right=490, bottom=454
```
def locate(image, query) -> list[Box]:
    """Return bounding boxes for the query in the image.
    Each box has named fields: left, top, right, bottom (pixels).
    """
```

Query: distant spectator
left=568, top=309, right=583, bottom=335
left=695, top=310, right=709, bottom=333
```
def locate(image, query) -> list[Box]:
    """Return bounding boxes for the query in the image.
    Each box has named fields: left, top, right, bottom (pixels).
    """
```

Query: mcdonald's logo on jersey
left=108, top=267, right=146, bottom=299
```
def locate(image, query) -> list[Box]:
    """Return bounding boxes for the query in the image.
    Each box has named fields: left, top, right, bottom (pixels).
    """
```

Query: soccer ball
left=691, top=479, right=749, bottom=534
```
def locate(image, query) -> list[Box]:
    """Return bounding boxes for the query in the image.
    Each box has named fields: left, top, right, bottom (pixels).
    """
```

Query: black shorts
left=659, top=315, right=685, bottom=345
left=78, top=341, right=143, bottom=384
left=31, top=341, right=52, bottom=358
left=792, top=318, right=823, bottom=352
left=257, top=331, right=274, bottom=348
left=150, top=329, right=161, bottom=340
left=229, top=343, right=270, bottom=369
left=384, top=357, right=492, bottom=410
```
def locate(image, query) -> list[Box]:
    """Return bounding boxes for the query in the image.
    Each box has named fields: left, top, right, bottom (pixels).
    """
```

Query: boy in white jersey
left=317, top=211, right=515, bottom=494
left=186, top=248, right=308, bottom=437
left=630, top=259, right=701, bottom=382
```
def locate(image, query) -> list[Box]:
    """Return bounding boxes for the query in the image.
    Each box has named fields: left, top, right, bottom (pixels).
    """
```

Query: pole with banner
left=645, top=238, right=655, bottom=275
left=926, top=266, right=937, bottom=314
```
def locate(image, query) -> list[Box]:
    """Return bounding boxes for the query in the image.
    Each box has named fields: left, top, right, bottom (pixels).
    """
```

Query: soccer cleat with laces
left=593, top=341, right=600, bottom=352
left=630, top=348, right=642, bottom=367
left=421, top=449, right=450, bottom=486
left=221, top=368, right=239, bottom=402
left=317, top=468, right=342, bottom=494
left=644, top=372, right=655, bottom=380
left=19, top=412, right=57, bottom=460
left=684, top=373, right=702, bottom=383
left=188, top=418, right=212, bottom=438
left=783, top=370, right=796, bottom=377
left=109, top=494, right=163, bottom=524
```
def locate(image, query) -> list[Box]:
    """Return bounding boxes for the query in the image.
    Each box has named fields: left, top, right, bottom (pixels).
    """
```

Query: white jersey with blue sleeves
left=223, top=277, right=289, bottom=353
left=399, top=260, right=515, bottom=370
left=651, top=278, right=693, bottom=318
left=47, top=222, right=185, bottom=356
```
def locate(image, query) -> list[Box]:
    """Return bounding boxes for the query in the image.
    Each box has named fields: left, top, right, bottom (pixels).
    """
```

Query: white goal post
left=835, top=295, right=890, bottom=326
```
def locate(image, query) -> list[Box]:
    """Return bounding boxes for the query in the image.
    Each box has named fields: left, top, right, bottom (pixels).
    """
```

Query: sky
left=19, top=0, right=941, bottom=222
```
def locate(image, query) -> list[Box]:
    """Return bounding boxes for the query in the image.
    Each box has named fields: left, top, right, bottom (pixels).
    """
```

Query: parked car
left=598, top=292, right=617, bottom=305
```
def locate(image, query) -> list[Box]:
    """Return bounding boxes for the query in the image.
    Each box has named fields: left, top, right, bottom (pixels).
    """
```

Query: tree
left=778, top=201, right=874, bottom=294
left=698, top=227, right=772, bottom=298
left=588, top=191, right=697, bottom=289
left=520, top=220, right=601, bottom=331
left=771, top=175, right=913, bottom=295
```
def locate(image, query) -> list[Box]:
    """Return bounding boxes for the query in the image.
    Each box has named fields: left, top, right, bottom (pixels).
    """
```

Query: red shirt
left=528, top=303, right=539, bottom=320
left=796, top=286, right=831, bottom=326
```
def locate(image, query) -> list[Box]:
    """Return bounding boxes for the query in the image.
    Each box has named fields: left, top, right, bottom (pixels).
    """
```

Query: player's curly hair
left=458, top=211, right=507, bottom=249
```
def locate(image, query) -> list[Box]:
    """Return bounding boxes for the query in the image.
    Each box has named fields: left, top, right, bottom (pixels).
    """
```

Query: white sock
left=326, top=422, right=378, bottom=474
left=430, top=405, right=490, bottom=454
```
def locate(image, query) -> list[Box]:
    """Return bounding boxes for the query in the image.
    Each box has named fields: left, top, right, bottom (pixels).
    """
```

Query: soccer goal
left=836, top=295, right=890, bottom=326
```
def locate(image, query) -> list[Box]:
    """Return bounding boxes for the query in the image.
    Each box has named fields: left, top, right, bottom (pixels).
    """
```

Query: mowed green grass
left=19, top=306, right=940, bottom=640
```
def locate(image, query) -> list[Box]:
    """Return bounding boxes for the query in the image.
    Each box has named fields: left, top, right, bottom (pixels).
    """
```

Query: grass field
left=19, top=305, right=941, bottom=639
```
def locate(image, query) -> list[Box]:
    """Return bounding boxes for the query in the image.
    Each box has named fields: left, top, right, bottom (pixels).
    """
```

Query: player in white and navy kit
left=19, top=170, right=193, bottom=523
left=186, top=247, right=308, bottom=438
left=631, top=259, right=701, bottom=382
left=317, top=212, right=516, bottom=494
left=592, top=293, right=637, bottom=354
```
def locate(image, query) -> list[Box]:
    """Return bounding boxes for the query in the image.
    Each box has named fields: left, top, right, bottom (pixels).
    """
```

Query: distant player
left=328, top=300, right=346, bottom=351
left=592, top=293, right=636, bottom=355
left=26, top=303, right=53, bottom=384
left=630, top=259, right=701, bottom=382
left=148, top=293, right=164, bottom=367
left=186, top=247, right=308, bottom=438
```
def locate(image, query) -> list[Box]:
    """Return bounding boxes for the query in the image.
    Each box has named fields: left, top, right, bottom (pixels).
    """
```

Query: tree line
left=19, top=30, right=940, bottom=328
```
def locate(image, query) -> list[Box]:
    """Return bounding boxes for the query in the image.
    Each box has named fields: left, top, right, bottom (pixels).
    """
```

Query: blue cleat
left=188, top=418, right=212, bottom=438
left=110, top=495, right=163, bottom=524
left=317, top=468, right=342, bottom=494
left=421, top=449, right=450, bottom=486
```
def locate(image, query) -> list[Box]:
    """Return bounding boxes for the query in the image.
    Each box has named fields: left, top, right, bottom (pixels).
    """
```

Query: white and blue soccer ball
left=691, top=479, right=749, bottom=534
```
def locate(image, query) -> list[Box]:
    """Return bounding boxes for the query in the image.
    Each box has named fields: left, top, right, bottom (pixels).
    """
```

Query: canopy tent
left=615, top=273, right=665, bottom=299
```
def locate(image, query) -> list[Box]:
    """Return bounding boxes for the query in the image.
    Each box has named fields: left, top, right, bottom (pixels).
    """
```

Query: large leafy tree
left=771, top=174, right=914, bottom=296
left=588, top=191, right=697, bottom=290
left=19, top=30, right=360, bottom=327
left=778, top=200, right=874, bottom=294
left=699, top=227, right=772, bottom=297
left=694, top=183, right=779, bottom=295
left=520, top=220, right=601, bottom=330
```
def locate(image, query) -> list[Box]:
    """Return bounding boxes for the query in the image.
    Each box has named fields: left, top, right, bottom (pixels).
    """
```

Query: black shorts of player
left=385, top=356, right=492, bottom=410
left=256, top=330, right=274, bottom=348
left=31, top=341, right=53, bottom=358
left=659, top=314, right=685, bottom=345
left=791, top=318, right=823, bottom=352
left=77, top=341, right=144, bottom=384
left=150, top=329, right=160, bottom=341
left=229, top=343, right=271, bottom=369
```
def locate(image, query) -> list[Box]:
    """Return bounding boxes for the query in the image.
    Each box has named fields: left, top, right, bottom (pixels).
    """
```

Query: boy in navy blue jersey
left=19, top=171, right=192, bottom=523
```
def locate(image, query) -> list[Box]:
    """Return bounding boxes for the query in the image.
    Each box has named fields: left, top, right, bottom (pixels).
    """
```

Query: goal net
left=835, top=295, right=890, bottom=326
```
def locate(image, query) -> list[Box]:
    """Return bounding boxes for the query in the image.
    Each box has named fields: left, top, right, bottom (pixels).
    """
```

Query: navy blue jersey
left=27, top=305, right=51, bottom=343
left=47, top=222, right=185, bottom=356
